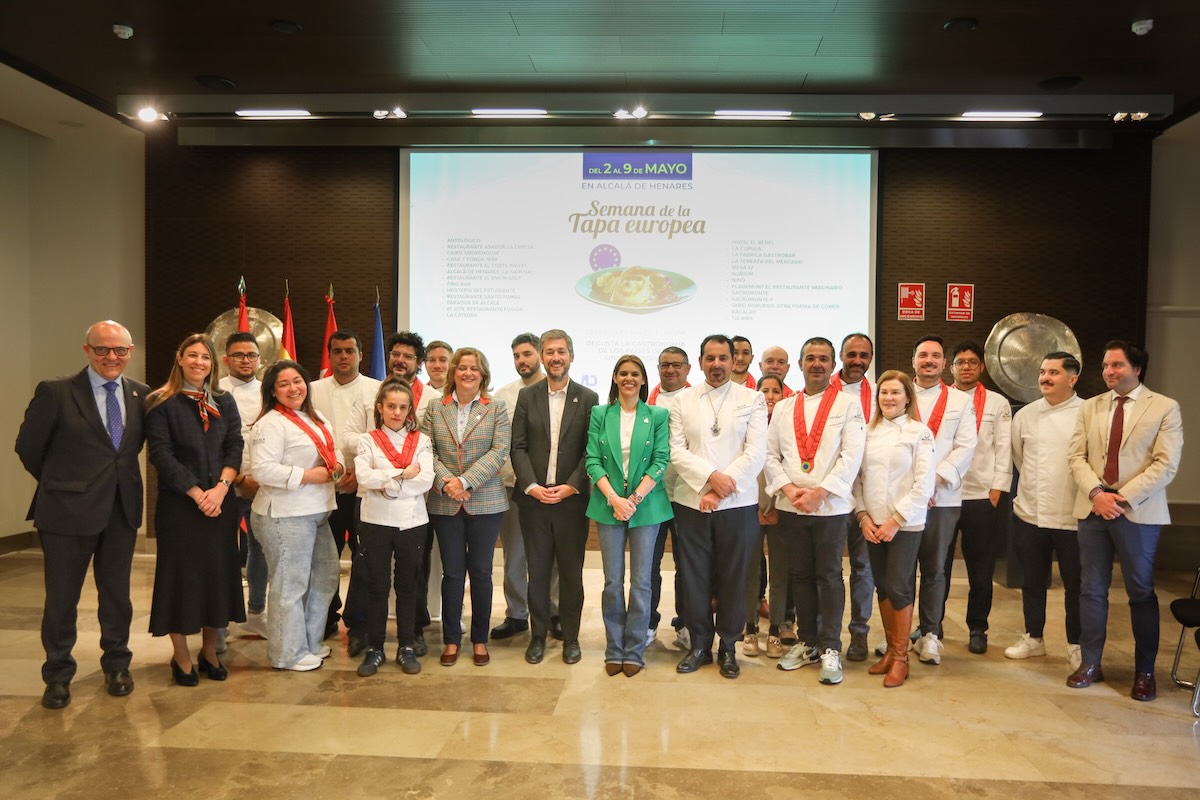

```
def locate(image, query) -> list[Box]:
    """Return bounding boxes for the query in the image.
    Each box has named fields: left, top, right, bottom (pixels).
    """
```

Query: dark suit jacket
left=146, top=391, right=243, bottom=497
left=15, top=368, right=149, bottom=536
left=511, top=378, right=599, bottom=504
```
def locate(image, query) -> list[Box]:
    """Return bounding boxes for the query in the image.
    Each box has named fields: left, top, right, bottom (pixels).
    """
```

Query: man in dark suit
left=511, top=329, right=599, bottom=665
left=15, top=320, right=149, bottom=710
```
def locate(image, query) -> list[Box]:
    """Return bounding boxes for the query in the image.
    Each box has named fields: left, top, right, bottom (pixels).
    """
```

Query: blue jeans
left=239, top=497, right=268, bottom=613
left=252, top=511, right=339, bottom=668
left=597, top=523, right=659, bottom=665
left=1078, top=513, right=1160, bottom=671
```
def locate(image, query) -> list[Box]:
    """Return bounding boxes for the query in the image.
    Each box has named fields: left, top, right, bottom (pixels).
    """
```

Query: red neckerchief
left=744, top=373, right=757, bottom=390
left=182, top=389, right=221, bottom=432
left=913, top=381, right=950, bottom=437
left=411, top=376, right=424, bottom=410
left=781, top=384, right=795, bottom=398
left=370, top=427, right=421, bottom=468
left=970, top=383, right=986, bottom=432
left=275, top=404, right=337, bottom=471
left=830, top=372, right=872, bottom=423
left=648, top=382, right=690, bottom=405
left=793, top=386, right=840, bottom=472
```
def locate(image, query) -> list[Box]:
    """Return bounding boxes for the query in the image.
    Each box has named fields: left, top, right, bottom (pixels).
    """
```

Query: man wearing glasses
left=16, top=320, right=149, bottom=709
left=218, top=332, right=269, bottom=639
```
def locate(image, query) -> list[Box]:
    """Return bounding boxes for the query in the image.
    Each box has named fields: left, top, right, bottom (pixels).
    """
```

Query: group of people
left=14, top=319, right=1182, bottom=710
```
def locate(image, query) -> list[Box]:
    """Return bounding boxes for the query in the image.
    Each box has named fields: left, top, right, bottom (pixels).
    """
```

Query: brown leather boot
left=884, top=604, right=913, bottom=688
left=868, top=598, right=894, bottom=675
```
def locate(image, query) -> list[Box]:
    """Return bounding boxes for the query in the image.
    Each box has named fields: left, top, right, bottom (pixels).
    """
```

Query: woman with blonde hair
left=852, top=370, right=935, bottom=687
left=421, top=347, right=511, bottom=667
left=146, top=333, right=244, bottom=685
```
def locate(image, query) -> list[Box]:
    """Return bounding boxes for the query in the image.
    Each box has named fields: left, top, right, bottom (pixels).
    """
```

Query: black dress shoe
left=562, top=640, right=582, bottom=664
left=42, top=682, right=71, bottom=709
left=968, top=632, right=988, bottom=655
left=324, top=615, right=340, bottom=640
left=1131, top=671, right=1157, bottom=701
left=347, top=629, right=369, bottom=658
left=549, top=615, right=565, bottom=641
left=412, top=634, right=428, bottom=658
left=105, top=669, right=135, bottom=696
left=676, top=649, right=713, bottom=674
left=490, top=617, right=530, bottom=640
left=358, top=648, right=386, bottom=677
left=525, top=636, right=546, bottom=664
left=718, top=650, right=740, bottom=679
left=197, top=654, right=228, bottom=681
left=171, top=659, right=199, bottom=687
left=1066, top=663, right=1104, bottom=688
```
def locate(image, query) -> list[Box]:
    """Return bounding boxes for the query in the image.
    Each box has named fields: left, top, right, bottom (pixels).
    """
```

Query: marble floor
left=1, top=547, right=1198, bottom=800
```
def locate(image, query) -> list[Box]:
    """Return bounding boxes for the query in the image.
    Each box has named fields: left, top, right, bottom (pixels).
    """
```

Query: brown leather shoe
left=605, top=662, right=623, bottom=676
left=1131, top=671, right=1156, bottom=701
left=439, top=646, right=459, bottom=667
left=472, top=646, right=490, bottom=667
left=622, top=663, right=642, bottom=677
left=1066, top=663, right=1104, bottom=688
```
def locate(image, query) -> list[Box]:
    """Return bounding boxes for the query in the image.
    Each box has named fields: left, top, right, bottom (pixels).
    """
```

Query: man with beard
left=492, top=333, right=560, bottom=641
left=512, top=329, right=599, bottom=665
left=731, top=335, right=756, bottom=389
left=670, top=334, right=768, bottom=678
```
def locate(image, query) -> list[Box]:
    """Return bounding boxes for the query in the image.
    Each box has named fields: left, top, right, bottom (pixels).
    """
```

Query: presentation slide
left=405, top=150, right=875, bottom=393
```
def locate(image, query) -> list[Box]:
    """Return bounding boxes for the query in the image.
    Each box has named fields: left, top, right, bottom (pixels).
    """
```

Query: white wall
left=0, top=64, right=145, bottom=539
left=1148, top=113, right=1200, bottom=504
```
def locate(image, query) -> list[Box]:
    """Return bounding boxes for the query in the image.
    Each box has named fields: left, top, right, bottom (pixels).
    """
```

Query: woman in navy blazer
left=585, top=355, right=672, bottom=676
left=145, top=334, right=245, bottom=685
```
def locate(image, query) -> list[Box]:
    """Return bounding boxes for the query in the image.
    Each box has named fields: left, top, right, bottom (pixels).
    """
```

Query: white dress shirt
left=218, top=374, right=262, bottom=489
left=309, top=372, right=381, bottom=482
left=959, top=386, right=1014, bottom=500
left=853, top=416, right=936, bottom=531
left=250, top=408, right=337, bottom=518
left=764, top=387, right=865, bottom=516
left=354, top=427, right=435, bottom=529
left=650, top=386, right=687, bottom=501
left=1012, top=394, right=1083, bottom=531
left=914, top=382, right=978, bottom=507
left=668, top=380, right=768, bottom=512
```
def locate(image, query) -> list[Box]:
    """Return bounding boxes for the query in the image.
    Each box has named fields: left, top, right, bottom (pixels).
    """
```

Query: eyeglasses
left=227, top=353, right=260, bottom=362
left=389, top=351, right=418, bottom=362
left=953, top=359, right=981, bottom=368
left=88, top=345, right=131, bottom=357
left=658, top=361, right=686, bottom=370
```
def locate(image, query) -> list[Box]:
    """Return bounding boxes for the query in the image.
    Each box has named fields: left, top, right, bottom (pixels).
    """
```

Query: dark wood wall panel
left=144, top=129, right=397, bottom=388
left=876, top=141, right=1153, bottom=398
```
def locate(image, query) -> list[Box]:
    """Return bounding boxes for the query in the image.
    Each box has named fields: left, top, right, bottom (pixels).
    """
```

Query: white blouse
left=620, top=407, right=636, bottom=478
left=249, top=408, right=338, bottom=518
left=353, top=427, right=435, bottom=530
left=853, top=415, right=936, bottom=532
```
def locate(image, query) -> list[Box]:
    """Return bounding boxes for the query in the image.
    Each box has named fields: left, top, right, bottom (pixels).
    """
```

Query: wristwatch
left=220, top=478, right=233, bottom=487
left=630, top=492, right=645, bottom=504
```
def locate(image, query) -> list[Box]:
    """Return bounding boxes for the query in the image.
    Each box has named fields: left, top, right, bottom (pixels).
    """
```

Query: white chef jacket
left=1012, top=394, right=1083, bottom=531
left=668, top=381, right=767, bottom=512
left=764, top=387, right=865, bottom=517
left=853, top=416, right=936, bottom=531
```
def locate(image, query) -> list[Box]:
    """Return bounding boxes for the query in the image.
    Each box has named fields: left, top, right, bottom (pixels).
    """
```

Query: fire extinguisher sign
left=946, top=283, right=974, bottom=322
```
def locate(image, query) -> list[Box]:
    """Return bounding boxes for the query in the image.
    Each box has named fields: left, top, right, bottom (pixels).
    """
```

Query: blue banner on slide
left=582, top=153, right=692, bottom=180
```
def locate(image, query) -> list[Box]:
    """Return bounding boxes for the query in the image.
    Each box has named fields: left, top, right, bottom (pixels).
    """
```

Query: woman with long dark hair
left=145, top=333, right=244, bottom=685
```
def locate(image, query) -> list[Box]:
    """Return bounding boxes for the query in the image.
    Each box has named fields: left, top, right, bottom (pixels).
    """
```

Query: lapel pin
left=572, top=397, right=578, bottom=403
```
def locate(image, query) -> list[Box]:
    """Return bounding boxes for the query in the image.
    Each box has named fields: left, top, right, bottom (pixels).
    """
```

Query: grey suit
left=15, top=368, right=148, bottom=684
left=511, top=378, right=599, bottom=642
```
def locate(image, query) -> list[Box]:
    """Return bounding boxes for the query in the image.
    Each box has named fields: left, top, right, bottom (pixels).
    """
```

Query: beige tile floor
left=1, top=546, right=1198, bottom=799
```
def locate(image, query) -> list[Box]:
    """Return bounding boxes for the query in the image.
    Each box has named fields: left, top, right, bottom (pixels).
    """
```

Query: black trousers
left=358, top=521, right=425, bottom=650
left=413, top=521, right=438, bottom=632
left=650, top=517, right=681, bottom=629
left=778, top=512, right=849, bottom=654
left=39, top=502, right=137, bottom=684
left=519, top=497, right=589, bottom=641
left=867, top=530, right=922, bottom=609
left=673, top=503, right=759, bottom=653
left=326, top=492, right=360, bottom=625
left=1014, top=517, right=1081, bottom=643
left=943, top=498, right=999, bottom=634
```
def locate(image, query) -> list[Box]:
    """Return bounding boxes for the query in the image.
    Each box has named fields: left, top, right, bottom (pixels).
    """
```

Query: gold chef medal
left=801, top=459, right=813, bottom=473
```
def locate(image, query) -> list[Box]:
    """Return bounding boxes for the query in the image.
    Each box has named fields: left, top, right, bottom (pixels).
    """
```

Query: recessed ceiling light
left=858, top=112, right=877, bottom=121
left=470, top=108, right=548, bottom=118
left=631, top=105, right=648, bottom=119
left=1130, top=111, right=1150, bottom=121
left=372, top=109, right=388, bottom=119
left=613, top=109, right=632, bottom=119
left=234, top=109, right=311, bottom=118
left=960, top=110, right=1043, bottom=121
left=393, top=107, right=407, bottom=119
left=1113, top=112, right=1129, bottom=122
left=137, top=107, right=159, bottom=122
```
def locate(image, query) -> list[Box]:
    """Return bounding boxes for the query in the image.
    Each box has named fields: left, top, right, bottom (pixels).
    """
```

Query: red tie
left=1103, top=396, right=1127, bottom=486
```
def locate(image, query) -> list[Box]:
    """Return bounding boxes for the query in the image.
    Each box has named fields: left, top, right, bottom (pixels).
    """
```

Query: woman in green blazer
left=585, top=354, right=673, bottom=676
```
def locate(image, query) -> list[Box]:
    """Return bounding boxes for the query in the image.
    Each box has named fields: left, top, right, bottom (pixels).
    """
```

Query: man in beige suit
left=1067, top=340, right=1182, bottom=701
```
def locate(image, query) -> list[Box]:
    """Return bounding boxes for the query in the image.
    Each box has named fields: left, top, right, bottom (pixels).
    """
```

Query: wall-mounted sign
left=947, top=282, right=974, bottom=322
left=898, top=282, right=925, bottom=321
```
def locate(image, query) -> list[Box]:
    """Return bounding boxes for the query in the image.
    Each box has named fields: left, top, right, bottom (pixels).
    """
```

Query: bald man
left=16, top=321, right=149, bottom=709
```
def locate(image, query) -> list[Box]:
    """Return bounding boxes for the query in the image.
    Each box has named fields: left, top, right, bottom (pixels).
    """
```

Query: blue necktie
left=104, top=381, right=124, bottom=449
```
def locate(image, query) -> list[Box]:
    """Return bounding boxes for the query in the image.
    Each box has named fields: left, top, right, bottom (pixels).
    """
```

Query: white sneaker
left=874, top=640, right=887, bottom=657
left=315, top=645, right=332, bottom=659
left=215, top=626, right=228, bottom=654
left=777, top=642, right=819, bottom=671
left=644, top=627, right=658, bottom=649
left=672, top=627, right=691, bottom=651
left=241, top=611, right=268, bottom=639
left=288, top=653, right=323, bottom=672
left=818, top=648, right=844, bottom=685
left=915, top=632, right=943, bottom=665
left=1066, top=643, right=1082, bottom=671
left=1003, top=633, right=1046, bottom=660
